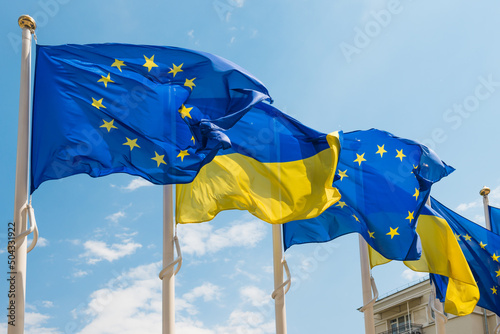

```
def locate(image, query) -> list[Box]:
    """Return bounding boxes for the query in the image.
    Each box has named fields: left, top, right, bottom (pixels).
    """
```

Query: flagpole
left=358, top=236, right=375, bottom=334
left=272, top=224, right=287, bottom=334
left=8, top=15, right=36, bottom=334
left=480, top=186, right=500, bottom=328
left=163, top=185, right=175, bottom=334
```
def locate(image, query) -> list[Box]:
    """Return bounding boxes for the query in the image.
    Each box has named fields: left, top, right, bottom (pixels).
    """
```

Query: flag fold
left=31, top=43, right=271, bottom=192
left=430, top=197, right=500, bottom=316
left=283, top=129, right=454, bottom=262
left=176, top=102, right=341, bottom=224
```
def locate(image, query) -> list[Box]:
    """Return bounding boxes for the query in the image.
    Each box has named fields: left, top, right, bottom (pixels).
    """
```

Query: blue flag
left=430, top=197, right=500, bottom=317
left=283, top=129, right=454, bottom=261
left=31, top=44, right=271, bottom=193
left=489, top=205, right=500, bottom=235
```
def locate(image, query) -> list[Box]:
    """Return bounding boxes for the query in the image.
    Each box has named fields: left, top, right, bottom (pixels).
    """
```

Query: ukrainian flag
left=176, top=102, right=341, bottom=224
left=369, top=204, right=479, bottom=316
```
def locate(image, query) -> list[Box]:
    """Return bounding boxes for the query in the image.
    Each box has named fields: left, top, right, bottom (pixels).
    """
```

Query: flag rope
left=14, top=201, right=39, bottom=254
left=359, top=276, right=379, bottom=312
left=271, top=258, right=291, bottom=299
left=158, top=235, right=182, bottom=279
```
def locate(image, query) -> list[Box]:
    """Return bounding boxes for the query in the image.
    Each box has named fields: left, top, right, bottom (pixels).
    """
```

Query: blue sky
left=2, top=0, right=500, bottom=333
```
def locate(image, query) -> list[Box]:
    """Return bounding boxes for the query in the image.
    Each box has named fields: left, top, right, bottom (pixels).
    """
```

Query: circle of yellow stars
left=91, top=55, right=200, bottom=169
left=334, top=143, right=421, bottom=242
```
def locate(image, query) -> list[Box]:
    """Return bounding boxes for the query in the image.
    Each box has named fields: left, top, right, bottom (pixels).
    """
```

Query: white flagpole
left=480, top=186, right=500, bottom=328
left=162, top=185, right=175, bottom=334
left=272, top=224, right=287, bottom=334
left=358, top=236, right=375, bottom=334
left=9, top=15, right=36, bottom=334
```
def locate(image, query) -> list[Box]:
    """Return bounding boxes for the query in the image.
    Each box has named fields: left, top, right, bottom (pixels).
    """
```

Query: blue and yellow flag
left=489, top=205, right=500, bottom=235
left=176, top=102, right=341, bottom=224
left=31, top=44, right=271, bottom=193
left=283, top=129, right=454, bottom=261
left=430, top=197, right=500, bottom=316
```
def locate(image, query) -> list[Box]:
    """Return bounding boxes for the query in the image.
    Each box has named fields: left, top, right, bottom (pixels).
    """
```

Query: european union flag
left=283, top=129, right=454, bottom=261
left=430, top=197, right=500, bottom=317
left=489, top=205, right=500, bottom=235
left=31, top=44, right=271, bottom=193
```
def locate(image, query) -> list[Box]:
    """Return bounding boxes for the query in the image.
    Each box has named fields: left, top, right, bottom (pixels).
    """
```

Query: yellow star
left=111, top=59, right=126, bottom=72
left=352, top=215, right=360, bottom=222
left=143, top=55, right=158, bottom=72
left=152, top=151, right=167, bottom=167
left=168, top=63, right=183, bottom=77
left=177, top=150, right=190, bottom=162
left=495, top=269, right=500, bottom=277
left=91, top=97, right=106, bottom=110
left=455, top=233, right=461, bottom=241
left=184, top=78, right=196, bottom=90
left=480, top=241, right=487, bottom=249
left=405, top=211, right=414, bottom=223
left=464, top=234, right=472, bottom=241
left=178, top=104, right=193, bottom=119
left=413, top=188, right=419, bottom=200
left=123, top=137, right=140, bottom=151
left=336, top=201, right=347, bottom=209
left=492, top=286, right=498, bottom=295
left=493, top=253, right=500, bottom=262
left=100, top=119, right=118, bottom=132
left=338, top=169, right=348, bottom=181
left=396, top=149, right=406, bottom=161
left=376, top=145, right=387, bottom=157
left=387, top=227, right=399, bottom=239
left=354, top=153, right=366, bottom=166
left=368, top=231, right=375, bottom=239
left=191, top=136, right=195, bottom=144
left=97, top=73, right=115, bottom=88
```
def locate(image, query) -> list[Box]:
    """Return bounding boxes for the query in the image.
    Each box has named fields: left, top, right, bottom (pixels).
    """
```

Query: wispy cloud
left=240, top=286, right=270, bottom=307
left=73, top=269, right=89, bottom=278
left=105, top=211, right=126, bottom=223
left=121, top=177, right=154, bottom=191
left=80, top=240, right=142, bottom=264
left=401, top=269, right=428, bottom=282
left=71, top=261, right=274, bottom=334
left=24, top=311, right=61, bottom=334
left=183, top=283, right=223, bottom=303
left=178, top=219, right=266, bottom=256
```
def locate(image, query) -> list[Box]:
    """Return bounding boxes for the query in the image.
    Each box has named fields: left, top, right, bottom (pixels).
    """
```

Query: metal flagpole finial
left=480, top=186, right=491, bottom=197
left=18, top=15, right=36, bottom=33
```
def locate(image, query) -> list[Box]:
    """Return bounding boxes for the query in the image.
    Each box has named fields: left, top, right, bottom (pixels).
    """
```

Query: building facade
left=372, top=279, right=497, bottom=334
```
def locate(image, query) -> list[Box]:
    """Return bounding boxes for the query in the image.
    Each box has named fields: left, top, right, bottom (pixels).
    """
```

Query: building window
left=389, top=314, right=411, bottom=333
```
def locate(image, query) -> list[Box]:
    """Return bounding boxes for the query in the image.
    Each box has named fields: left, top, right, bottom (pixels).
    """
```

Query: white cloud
left=81, top=240, right=142, bottom=264
left=106, top=211, right=126, bottom=223
left=25, top=311, right=61, bottom=334
left=215, top=310, right=275, bottom=334
left=41, top=301, right=54, bottom=308
left=401, top=269, right=428, bottom=282
left=183, top=282, right=223, bottom=303
left=228, top=0, right=245, bottom=8
left=187, top=29, right=195, bottom=39
left=178, top=219, right=266, bottom=256
left=456, top=200, right=481, bottom=212
left=73, top=269, right=89, bottom=278
left=121, top=177, right=154, bottom=191
left=240, top=286, right=271, bottom=307
left=38, top=237, right=49, bottom=247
